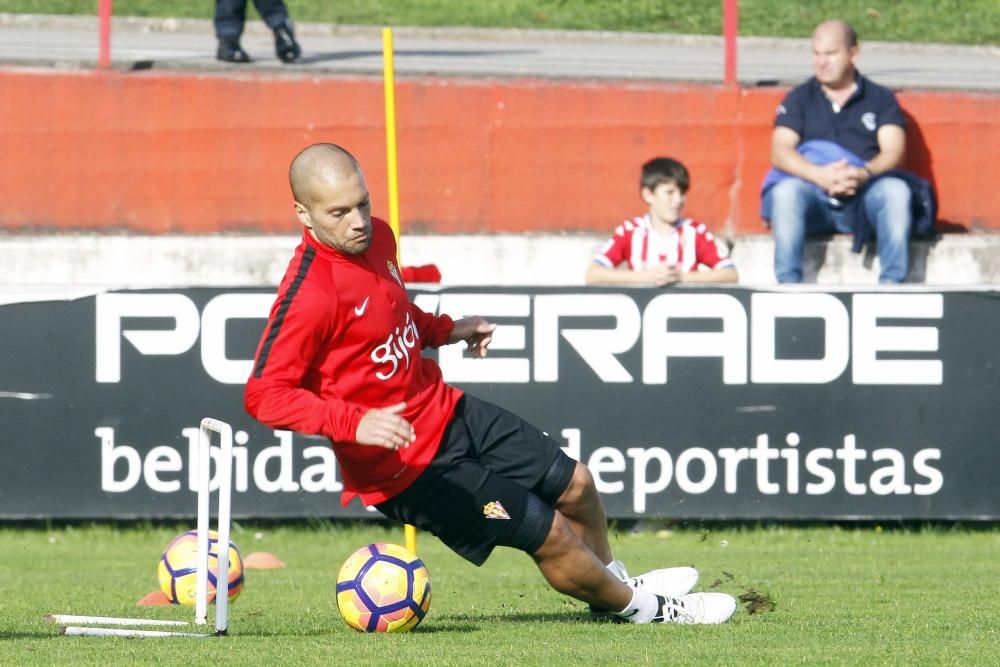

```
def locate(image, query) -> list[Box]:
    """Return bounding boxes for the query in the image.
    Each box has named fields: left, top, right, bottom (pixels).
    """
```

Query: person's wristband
left=862, top=165, right=874, bottom=178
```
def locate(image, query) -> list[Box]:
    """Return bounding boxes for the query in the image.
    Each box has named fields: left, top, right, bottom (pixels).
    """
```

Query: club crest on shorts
left=483, top=501, right=510, bottom=520
left=386, top=260, right=404, bottom=286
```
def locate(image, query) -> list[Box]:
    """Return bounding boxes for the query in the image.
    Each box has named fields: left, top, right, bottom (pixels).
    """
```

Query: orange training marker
left=244, top=552, right=287, bottom=570
left=136, top=591, right=172, bottom=606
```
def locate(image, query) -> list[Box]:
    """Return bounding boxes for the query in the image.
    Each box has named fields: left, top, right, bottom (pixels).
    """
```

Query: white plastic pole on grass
left=61, top=626, right=210, bottom=638
left=195, top=420, right=211, bottom=626
left=44, top=614, right=188, bottom=627
left=196, top=417, right=233, bottom=634
left=212, top=418, right=234, bottom=635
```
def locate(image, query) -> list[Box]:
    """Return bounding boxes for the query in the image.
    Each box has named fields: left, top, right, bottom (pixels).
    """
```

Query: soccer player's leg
left=544, top=460, right=698, bottom=616
left=530, top=509, right=632, bottom=611
left=454, top=395, right=617, bottom=564
left=549, top=461, right=613, bottom=564
left=375, top=440, right=627, bottom=610
left=456, top=395, right=702, bottom=603
left=531, top=507, right=737, bottom=625
left=376, top=454, right=735, bottom=624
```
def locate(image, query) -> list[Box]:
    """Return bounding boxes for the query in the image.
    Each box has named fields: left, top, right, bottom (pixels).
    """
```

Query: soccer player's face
left=812, top=29, right=857, bottom=88
left=297, top=168, right=373, bottom=255
left=643, top=182, right=686, bottom=225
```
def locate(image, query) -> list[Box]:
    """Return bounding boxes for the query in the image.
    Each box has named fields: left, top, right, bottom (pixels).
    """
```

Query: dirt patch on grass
left=738, top=589, right=777, bottom=614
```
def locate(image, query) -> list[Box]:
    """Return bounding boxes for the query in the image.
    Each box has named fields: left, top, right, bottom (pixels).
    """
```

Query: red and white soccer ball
left=336, top=543, right=432, bottom=633
left=157, top=529, right=244, bottom=605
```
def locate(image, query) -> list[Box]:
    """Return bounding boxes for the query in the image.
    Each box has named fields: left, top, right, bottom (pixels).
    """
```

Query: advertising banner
left=1, top=287, right=996, bottom=520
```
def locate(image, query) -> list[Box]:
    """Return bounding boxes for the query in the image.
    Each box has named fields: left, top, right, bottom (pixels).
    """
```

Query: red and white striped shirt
left=593, top=214, right=734, bottom=273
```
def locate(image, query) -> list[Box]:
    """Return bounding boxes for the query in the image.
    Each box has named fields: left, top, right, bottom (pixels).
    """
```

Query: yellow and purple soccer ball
left=157, top=529, right=244, bottom=605
left=336, top=543, right=431, bottom=633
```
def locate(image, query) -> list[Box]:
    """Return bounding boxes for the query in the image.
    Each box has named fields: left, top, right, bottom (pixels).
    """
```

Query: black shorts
left=375, top=394, right=577, bottom=566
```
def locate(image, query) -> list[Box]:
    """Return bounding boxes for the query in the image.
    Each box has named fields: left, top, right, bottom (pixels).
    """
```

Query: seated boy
left=585, top=158, right=738, bottom=286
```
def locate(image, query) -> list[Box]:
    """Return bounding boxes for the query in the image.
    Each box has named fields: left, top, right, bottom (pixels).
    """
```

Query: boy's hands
left=643, top=264, right=681, bottom=286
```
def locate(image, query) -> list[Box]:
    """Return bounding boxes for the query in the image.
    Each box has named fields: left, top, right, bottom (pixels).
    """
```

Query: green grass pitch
left=1, top=522, right=997, bottom=665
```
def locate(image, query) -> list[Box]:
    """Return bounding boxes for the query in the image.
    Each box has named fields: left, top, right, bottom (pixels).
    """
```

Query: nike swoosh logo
left=619, top=608, right=639, bottom=618
left=354, top=297, right=370, bottom=316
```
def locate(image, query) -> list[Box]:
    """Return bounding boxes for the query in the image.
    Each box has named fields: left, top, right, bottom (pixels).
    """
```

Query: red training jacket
left=244, top=218, right=461, bottom=506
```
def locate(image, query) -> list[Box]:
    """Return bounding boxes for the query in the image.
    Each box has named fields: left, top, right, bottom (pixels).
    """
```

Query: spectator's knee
left=867, top=176, right=912, bottom=239
left=870, top=176, right=911, bottom=208
left=768, top=179, right=813, bottom=233
left=770, top=178, right=809, bottom=209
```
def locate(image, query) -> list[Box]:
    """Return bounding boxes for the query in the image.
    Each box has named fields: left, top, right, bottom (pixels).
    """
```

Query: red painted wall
left=1, top=68, right=997, bottom=235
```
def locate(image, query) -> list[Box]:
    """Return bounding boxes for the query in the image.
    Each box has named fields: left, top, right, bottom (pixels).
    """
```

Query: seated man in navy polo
left=761, top=20, right=918, bottom=284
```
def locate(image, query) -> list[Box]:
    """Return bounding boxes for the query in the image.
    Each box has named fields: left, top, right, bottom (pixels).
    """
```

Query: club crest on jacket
left=387, top=260, right=403, bottom=286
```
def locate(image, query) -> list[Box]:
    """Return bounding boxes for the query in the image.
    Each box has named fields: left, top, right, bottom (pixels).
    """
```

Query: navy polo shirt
left=774, top=73, right=906, bottom=161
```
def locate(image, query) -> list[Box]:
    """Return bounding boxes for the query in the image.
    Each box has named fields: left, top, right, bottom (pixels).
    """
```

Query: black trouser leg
left=252, top=0, right=291, bottom=29
left=214, top=0, right=249, bottom=40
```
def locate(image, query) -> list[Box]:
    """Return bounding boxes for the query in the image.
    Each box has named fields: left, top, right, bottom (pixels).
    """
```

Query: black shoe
left=217, top=40, right=252, bottom=63
left=273, top=24, right=301, bottom=63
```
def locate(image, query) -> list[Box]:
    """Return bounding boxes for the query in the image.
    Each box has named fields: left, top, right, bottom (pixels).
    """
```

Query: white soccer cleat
left=590, top=564, right=699, bottom=620
left=651, top=592, right=737, bottom=625
left=628, top=566, right=700, bottom=598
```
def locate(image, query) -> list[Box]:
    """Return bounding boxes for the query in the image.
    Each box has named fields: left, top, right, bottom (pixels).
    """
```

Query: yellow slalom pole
left=403, top=523, right=417, bottom=556
left=382, top=26, right=416, bottom=556
left=382, top=27, right=402, bottom=260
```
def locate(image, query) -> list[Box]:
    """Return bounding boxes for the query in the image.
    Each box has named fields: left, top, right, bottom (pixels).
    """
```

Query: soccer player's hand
left=449, top=316, right=497, bottom=358
left=356, top=402, right=415, bottom=450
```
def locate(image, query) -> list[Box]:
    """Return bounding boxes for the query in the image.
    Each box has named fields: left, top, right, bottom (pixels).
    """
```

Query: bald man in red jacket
left=245, top=143, right=736, bottom=625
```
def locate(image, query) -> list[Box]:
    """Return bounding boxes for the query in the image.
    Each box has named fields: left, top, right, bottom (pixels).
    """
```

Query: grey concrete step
left=1, top=233, right=997, bottom=288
